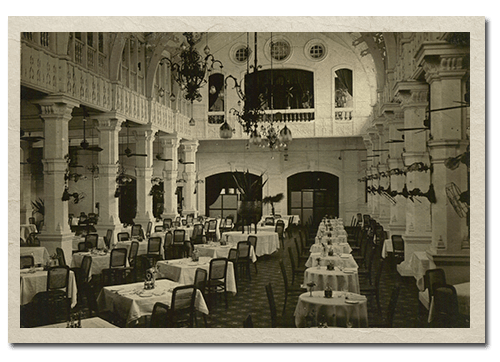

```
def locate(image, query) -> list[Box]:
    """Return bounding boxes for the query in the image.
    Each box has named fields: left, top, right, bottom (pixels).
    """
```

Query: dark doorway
left=287, top=172, right=339, bottom=229
left=205, top=172, right=262, bottom=221
left=118, top=178, right=137, bottom=225
left=151, top=181, right=164, bottom=220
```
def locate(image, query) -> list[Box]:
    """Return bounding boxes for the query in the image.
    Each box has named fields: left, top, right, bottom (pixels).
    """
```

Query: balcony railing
left=334, top=109, right=353, bottom=121
left=75, top=39, right=84, bottom=65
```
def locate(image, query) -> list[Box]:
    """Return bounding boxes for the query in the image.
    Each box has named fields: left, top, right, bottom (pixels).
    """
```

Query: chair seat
left=206, top=279, right=225, bottom=288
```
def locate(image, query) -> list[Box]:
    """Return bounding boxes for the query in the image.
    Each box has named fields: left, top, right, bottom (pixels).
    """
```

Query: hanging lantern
left=250, top=130, right=262, bottom=145
left=219, top=121, right=233, bottom=139
left=279, top=125, right=293, bottom=144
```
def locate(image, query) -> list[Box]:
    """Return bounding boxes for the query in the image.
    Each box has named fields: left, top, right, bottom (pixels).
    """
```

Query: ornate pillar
left=134, top=125, right=156, bottom=227
left=374, top=120, right=391, bottom=227
left=35, top=96, right=79, bottom=258
left=362, top=136, right=373, bottom=217
left=20, top=140, right=32, bottom=224
left=385, top=107, right=406, bottom=238
left=180, top=140, right=199, bottom=216
left=367, top=128, right=380, bottom=220
left=394, top=82, right=432, bottom=275
left=160, top=134, right=180, bottom=219
left=420, top=49, right=470, bottom=284
left=94, top=113, right=124, bottom=238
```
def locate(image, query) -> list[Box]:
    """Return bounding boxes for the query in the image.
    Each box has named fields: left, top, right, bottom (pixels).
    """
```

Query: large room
left=17, top=29, right=472, bottom=333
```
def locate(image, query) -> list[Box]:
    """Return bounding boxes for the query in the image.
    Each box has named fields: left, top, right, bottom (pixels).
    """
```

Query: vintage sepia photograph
left=8, top=15, right=485, bottom=344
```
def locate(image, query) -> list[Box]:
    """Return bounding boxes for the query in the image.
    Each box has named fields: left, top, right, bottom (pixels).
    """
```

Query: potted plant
left=31, top=198, right=44, bottom=228
left=232, top=169, right=267, bottom=233
left=262, top=193, right=284, bottom=216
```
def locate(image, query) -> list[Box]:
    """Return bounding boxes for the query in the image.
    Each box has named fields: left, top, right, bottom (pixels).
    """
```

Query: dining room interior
left=17, top=30, right=471, bottom=330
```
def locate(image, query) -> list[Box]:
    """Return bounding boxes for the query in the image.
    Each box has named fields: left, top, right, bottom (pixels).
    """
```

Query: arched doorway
left=205, top=172, right=262, bottom=222
left=287, top=171, right=339, bottom=229
left=118, top=178, right=137, bottom=225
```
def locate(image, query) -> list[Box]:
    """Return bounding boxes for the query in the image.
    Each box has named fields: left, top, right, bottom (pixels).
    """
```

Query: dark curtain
left=335, top=69, right=353, bottom=96
left=245, top=69, right=314, bottom=110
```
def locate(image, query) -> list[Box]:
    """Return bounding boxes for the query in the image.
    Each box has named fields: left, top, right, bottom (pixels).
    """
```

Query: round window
left=270, top=40, right=291, bottom=61
left=309, top=44, right=325, bottom=59
left=234, top=46, right=249, bottom=63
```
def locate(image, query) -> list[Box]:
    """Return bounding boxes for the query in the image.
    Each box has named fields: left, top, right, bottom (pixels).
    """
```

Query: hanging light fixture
left=224, top=32, right=292, bottom=149
left=160, top=32, right=223, bottom=127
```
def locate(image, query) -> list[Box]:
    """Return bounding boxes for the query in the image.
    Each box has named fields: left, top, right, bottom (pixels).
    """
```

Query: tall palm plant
left=262, top=193, right=284, bottom=216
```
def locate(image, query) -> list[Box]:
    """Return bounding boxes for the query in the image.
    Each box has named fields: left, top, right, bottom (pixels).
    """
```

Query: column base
left=38, top=232, right=75, bottom=266
left=95, top=223, right=123, bottom=241
left=161, top=212, right=179, bottom=220
left=388, top=223, right=406, bottom=238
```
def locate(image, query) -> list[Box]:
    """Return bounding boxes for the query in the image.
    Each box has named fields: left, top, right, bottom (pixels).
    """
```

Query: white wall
left=196, top=137, right=367, bottom=220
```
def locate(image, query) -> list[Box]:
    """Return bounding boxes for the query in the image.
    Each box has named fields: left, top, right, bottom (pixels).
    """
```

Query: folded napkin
left=343, top=268, right=357, bottom=273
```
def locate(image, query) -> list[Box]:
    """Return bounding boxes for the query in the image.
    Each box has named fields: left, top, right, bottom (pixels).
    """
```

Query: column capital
left=159, top=134, right=181, bottom=148
left=95, top=114, right=125, bottom=131
left=394, top=82, right=429, bottom=109
left=180, top=139, right=199, bottom=153
left=34, top=95, right=79, bottom=121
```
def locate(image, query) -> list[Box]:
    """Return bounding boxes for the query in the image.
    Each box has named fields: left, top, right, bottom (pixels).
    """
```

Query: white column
left=180, top=140, right=199, bottom=216
left=94, top=113, right=124, bottom=238
left=134, top=126, right=155, bottom=226
left=422, top=52, right=470, bottom=284
left=20, top=141, right=32, bottom=224
left=160, top=134, right=180, bottom=219
left=36, top=96, right=79, bottom=258
left=394, top=82, right=432, bottom=275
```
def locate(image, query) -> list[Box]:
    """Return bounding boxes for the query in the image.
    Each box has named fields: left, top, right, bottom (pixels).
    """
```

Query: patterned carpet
left=22, top=229, right=449, bottom=329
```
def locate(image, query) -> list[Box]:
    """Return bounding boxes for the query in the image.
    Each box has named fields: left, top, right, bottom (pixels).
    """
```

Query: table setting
left=71, top=249, right=122, bottom=278
left=156, top=256, right=237, bottom=294
left=96, top=278, right=209, bottom=326
left=303, top=254, right=360, bottom=293
left=20, top=267, right=78, bottom=308
left=223, top=231, right=279, bottom=257
left=194, top=241, right=257, bottom=263
left=20, top=246, right=50, bottom=266
left=294, top=289, right=368, bottom=328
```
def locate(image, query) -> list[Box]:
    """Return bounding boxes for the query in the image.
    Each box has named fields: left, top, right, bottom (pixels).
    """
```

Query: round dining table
left=294, top=290, right=368, bottom=328
left=303, top=264, right=360, bottom=293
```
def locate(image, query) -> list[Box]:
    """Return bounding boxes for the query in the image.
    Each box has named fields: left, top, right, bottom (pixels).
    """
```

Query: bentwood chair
left=190, top=223, right=205, bottom=245
left=173, top=229, right=187, bottom=258
left=143, top=237, right=163, bottom=268
left=423, top=268, right=447, bottom=309
left=131, top=224, right=144, bottom=239
left=32, top=266, right=71, bottom=325
left=205, top=220, right=218, bottom=242
left=26, top=232, right=40, bottom=247
left=145, top=221, right=153, bottom=239
left=154, top=225, right=164, bottom=233
left=125, top=241, right=140, bottom=283
left=168, top=285, right=197, bottom=328
left=287, top=247, right=305, bottom=285
left=243, top=314, right=254, bottom=328
left=163, top=231, right=174, bottom=260
left=85, top=233, right=99, bottom=249
left=275, top=224, right=285, bottom=250
left=431, top=284, right=469, bottom=328
left=247, top=235, right=258, bottom=274
left=206, top=258, right=229, bottom=309
left=71, top=255, right=95, bottom=311
left=55, top=247, right=67, bottom=267
left=104, top=229, right=113, bottom=249
left=163, top=218, right=173, bottom=230
left=20, top=255, right=34, bottom=269
left=76, top=241, right=93, bottom=253
left=264, top=217, right=275, bottom=226
left=150, top=302, right=169, bottom=328
left=117, top=232, right=130, bottom=242
left=265, top=283, right=278, bottom=328
left=193, top=268, right=208, bottom=327
left=101, top=248, right=128, bottom=286
left=235, top=241, right=252, bottom=283
left=279, top=259, right=303, bottom=316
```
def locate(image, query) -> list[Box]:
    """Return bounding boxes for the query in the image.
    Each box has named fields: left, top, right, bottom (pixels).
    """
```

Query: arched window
left=334, top=68, right=353, bottom=108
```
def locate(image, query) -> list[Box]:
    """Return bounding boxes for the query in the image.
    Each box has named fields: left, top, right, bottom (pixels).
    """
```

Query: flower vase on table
left=144, top=267, right=156, bottom=290
left=307, top=282, right=316, bottom=297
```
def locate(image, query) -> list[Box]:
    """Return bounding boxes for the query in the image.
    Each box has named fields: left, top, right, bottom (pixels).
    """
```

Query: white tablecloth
left=303, top=265, right=360, bottom=293
left=258, top=215, right=300, bottom=229
left=115, top=240, right=150, bottom=257
left=194, top=243, right=257, bottom=263
left=309, top=243, right=352, bottom=255
left=381, top=238, right=393, bottom=258
left=223, top=231, right=279, bottom=257
left=37, top=316, right=118, bottom=328
left=72, top=236, right=106, bottom=250
left=20, top=224, right=37, bottom=242
left=305, top=253, right=358, bottom=269
left=294, top=291, right=368, bottom=328
left=20, top=268, right=78, bottom=308
left=20, top=246, right=50, bottom=266
left=71, top=252, right=116, bottom=278
left=96, top=279, right=209, bottom=326
left=410, top=251, right=436, bottom=291
left=315, top=235, right=348, bottom=244
left=156, top=257, right=237, bottom=294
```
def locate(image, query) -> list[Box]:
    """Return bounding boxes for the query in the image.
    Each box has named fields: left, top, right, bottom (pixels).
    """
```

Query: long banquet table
left=20, top=268, right=78, bottom=308
left=96, top=279, right=209, bottom=326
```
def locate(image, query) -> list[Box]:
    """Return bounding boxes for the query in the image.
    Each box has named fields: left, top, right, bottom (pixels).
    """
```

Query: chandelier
left=221, top=33, right=292, bottom=149
left=161, top=32, right=223, bottom=126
